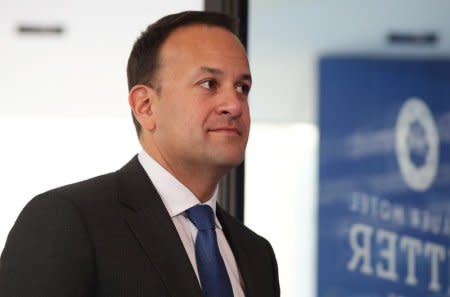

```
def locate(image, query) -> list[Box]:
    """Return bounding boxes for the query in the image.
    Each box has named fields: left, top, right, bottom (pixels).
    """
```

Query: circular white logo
left=395, top=98, right=439, bottom=192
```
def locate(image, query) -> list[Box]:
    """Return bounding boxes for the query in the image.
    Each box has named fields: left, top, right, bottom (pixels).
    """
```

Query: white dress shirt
left=138, top=150, right=245, bottom=297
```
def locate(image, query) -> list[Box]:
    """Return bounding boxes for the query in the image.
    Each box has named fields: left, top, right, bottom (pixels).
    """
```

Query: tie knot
left=186, top=204, right=215, bottom=231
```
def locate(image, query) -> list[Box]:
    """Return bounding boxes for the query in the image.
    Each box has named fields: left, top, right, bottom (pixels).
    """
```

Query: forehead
left=158, top=24, right=249, bottom=69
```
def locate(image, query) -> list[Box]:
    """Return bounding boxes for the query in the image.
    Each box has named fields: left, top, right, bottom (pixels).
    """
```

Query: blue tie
left=186, top=205, right=234, bottom=297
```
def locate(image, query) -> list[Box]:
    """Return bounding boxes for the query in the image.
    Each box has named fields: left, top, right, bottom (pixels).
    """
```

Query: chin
left=206, top=146, right=246, bottom=169
left=215, top=154, right=245, bottom=168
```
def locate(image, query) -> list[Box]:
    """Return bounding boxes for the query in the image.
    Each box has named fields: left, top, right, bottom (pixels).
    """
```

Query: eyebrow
left=198, top=66, right=252, bottom=83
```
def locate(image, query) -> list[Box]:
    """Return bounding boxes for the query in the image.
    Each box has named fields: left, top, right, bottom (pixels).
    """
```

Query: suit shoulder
left=0, top=182, right=97, bottom=297
left=36, top=171, right=118, bottom=204
left=6, top=171, right=118, bottom=233
left=7, top=171, right=120, bottom=232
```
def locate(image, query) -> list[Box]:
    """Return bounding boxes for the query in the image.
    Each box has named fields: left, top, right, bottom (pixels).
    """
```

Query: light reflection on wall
left=245, top=122, right=319, bottom=297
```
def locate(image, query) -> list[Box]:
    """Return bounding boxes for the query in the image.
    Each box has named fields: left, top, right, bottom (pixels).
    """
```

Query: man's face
left=151, top=25, right=251, bottom=174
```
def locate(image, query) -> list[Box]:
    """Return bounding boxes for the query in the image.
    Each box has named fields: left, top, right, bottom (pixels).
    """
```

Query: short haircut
left=127, top=10, right=238, bottom=137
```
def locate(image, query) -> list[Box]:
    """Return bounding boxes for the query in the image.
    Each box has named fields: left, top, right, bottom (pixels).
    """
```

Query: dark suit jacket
left=0, top=156, right=280, bottom=297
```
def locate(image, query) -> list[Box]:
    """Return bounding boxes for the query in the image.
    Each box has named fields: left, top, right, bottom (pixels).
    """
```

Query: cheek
left=242, top=105, right=251, bottom=125
left=172, top=105, right=208, bottom=140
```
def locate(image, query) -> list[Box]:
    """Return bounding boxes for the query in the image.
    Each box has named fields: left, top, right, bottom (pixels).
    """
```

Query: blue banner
left=318, top=57, right=450, bottom=297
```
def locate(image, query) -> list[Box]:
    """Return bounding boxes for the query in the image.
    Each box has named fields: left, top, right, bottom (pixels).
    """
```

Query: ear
left=128, top=84, right=158, bottom=132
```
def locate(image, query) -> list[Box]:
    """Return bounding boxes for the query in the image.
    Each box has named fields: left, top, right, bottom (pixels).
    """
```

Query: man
left=0, top=11, right=280, bottom=297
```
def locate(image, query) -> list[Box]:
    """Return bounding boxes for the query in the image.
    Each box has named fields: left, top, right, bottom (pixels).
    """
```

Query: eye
left=199, top=79, right=218, bottom=90
left=236, top=83, right=251, bottom=95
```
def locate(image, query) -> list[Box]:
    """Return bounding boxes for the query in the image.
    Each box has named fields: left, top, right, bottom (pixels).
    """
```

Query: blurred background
left=1, top=1, right=450, bottom=297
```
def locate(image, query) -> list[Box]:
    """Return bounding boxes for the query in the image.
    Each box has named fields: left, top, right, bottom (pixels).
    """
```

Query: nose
left=216, top=88, right=244, bottom=118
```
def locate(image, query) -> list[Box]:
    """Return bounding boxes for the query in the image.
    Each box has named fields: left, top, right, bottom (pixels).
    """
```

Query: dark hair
left=127, top=10, right=238, bottom=137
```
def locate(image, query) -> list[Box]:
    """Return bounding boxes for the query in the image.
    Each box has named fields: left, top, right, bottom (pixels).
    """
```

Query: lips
left=208, top=126, right=242, bottom=135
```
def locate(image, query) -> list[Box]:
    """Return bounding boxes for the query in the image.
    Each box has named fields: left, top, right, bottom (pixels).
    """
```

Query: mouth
left=208, top=127, right=242, bottom=136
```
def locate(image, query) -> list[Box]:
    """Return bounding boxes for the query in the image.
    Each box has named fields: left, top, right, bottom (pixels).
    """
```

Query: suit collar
left=217, top=207, right=256, bottom=297
left=137, top=150, right=221, bottom=229
left=116, top=156, right=203, bottom=297
left=116, top=156, right=256, bottom=297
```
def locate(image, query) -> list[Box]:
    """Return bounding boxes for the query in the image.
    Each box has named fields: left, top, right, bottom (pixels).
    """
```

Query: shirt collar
left=138, top=150, right=221, bottom=228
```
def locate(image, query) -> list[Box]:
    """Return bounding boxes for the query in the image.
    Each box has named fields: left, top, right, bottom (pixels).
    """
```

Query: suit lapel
left=116, top=156, right=203, bottom=297
left=217, top=207, right=256, bottom=297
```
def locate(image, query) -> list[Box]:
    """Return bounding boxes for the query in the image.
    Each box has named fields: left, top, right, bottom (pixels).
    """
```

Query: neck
left=141, top=142, right=226, bottom=203
left=165, top=163, right=223, bottom=203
